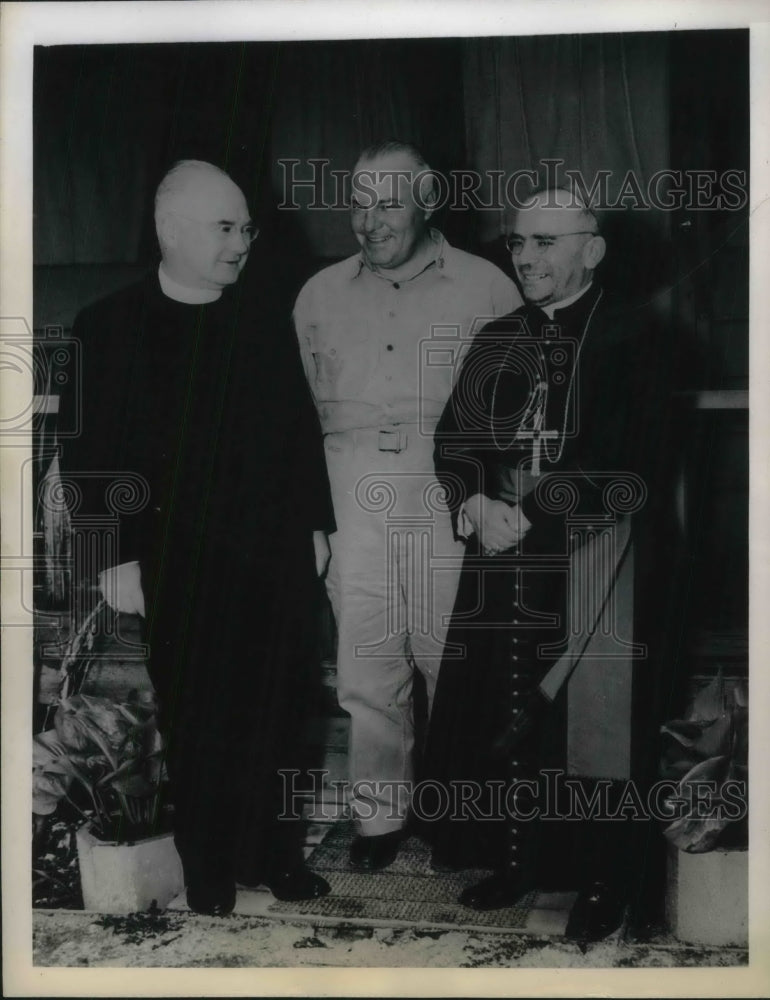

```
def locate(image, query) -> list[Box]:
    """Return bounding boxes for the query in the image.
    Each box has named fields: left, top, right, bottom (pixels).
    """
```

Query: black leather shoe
left=459, top=872, right=533, bottom=910
left=349, top=831, right=401, bottom=871
left=234, top=870, right=264, bottom=890
left=264, top=865, right=331, bottom=902
left=186, top=880, right=236, bottom=916
left=565, top=880, right=627, bottom=947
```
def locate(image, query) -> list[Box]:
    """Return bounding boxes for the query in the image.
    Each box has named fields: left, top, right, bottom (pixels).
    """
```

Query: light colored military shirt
left=293, top=231, right=521, bottom=434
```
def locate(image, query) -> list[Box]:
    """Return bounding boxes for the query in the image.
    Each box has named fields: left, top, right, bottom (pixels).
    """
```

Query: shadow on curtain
left=462, top=33, right=672, bottom=302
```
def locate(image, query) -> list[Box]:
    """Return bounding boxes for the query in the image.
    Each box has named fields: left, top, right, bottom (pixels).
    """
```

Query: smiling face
left=510, top=197, right=604, bottom=307
left=157, top=171, right=252, bottom=291
left=350, top=151, right=434, bottom=272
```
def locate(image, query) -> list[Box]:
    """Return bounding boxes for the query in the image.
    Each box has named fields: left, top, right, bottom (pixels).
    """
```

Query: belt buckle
left=378, top=429, right=406, bottom=453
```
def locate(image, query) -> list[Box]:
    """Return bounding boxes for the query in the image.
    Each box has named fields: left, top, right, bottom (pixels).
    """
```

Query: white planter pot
left=666, top=844, right=748, bottom=947
left=76, top=823, right=184, bottom=913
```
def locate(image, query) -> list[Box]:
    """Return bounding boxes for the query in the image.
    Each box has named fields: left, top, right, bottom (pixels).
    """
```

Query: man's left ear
left=416, top=172, right=437, bottom=223
left=583, top=235, right=606, bottom=270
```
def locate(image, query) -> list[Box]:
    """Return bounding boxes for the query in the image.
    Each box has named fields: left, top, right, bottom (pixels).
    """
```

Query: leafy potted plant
left=659, top=670, right=748, bottom=853
left=659, top=670, right=748, bottom=946
left=33, top=605, right=183, bottom=913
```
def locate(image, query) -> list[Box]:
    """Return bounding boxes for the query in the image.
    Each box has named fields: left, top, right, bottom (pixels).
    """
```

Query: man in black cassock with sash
left=423, top=188, right=676, bottom=942
left=61, top=160, right=335, bottom=916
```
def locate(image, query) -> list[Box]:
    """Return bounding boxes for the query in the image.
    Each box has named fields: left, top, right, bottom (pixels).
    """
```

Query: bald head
left=509, top=187, right=605, bottom=306
left=155, top=160, right=235, bottom=223
left=154, top=160, right=253, bottom=291
left=518, top=187, right=599, bottom=234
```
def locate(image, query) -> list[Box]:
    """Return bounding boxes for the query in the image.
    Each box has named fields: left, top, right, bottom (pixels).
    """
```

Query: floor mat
left=267, top=822, right=539, bottom=930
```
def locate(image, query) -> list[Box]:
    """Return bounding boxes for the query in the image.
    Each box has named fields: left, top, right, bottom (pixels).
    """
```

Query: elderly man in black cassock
left=423, top=188, right=675, bottom=942
left=61, top=160, right=335, bottom=915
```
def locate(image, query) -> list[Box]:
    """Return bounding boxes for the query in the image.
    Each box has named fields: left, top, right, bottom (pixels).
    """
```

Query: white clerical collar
left=158, top=264, right=222, bottom=304
left=541, top=281, right=593, bottom=320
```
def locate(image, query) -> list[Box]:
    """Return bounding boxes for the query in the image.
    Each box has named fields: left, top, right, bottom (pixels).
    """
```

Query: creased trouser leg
left=324, top=429, right=464, bottom=834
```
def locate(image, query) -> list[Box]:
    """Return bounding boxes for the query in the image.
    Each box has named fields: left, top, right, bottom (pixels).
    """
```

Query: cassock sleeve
left=278, top=320, right=336, bottom=535
left=60, top=296, right=147, bottom=576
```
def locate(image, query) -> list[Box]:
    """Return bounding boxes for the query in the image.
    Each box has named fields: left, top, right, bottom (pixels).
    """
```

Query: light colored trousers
left=323, top=425, right=465, bottom=835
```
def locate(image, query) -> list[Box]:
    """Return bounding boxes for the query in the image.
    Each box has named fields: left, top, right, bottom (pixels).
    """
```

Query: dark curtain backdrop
left=34, top=34, right=671, bottom=269
left=268, top=39, right=467, bottom=258
left=34, top=39, right=467, bottom=269
left=34, top=43, right=282, bottom=266
left=461, top=33, right=672, bottom=301
left=463, top=33, right=670, bottom=239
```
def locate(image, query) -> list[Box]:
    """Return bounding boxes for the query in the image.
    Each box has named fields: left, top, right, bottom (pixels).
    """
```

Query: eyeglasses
left=505, top=232, right=596, bottom=255
left=170, top=210, right=259, bottom=244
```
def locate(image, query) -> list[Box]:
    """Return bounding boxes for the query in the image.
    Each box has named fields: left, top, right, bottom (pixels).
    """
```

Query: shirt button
left=386, top=344, right=394, bottom=351
left=392, top=282, right=400, bottom=290
left=385, top=375, right=392, bottom=381
left=388, top=311, right=396, bottom=318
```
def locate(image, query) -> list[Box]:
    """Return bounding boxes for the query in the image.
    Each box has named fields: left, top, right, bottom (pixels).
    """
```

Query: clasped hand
left=463, top=494, right=532, bottom=556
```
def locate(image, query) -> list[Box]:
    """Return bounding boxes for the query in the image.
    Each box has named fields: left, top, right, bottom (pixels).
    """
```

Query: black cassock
left=422, top=284, right=679, bottom=899
left=62, top=268, right=335, bottom=889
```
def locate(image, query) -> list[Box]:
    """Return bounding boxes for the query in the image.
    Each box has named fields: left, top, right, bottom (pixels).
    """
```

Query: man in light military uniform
left=294, top=140, right=520, bottom=870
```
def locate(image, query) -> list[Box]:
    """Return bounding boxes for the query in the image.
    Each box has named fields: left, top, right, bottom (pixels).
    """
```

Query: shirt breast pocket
left=312, top=330, right=375, bottom=397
